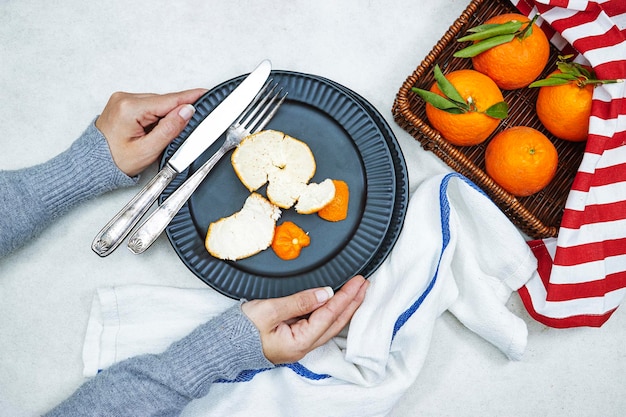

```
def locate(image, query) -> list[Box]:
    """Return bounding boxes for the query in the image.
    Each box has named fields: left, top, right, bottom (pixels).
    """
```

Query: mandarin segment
left=485, top=126, right=558, bottom=197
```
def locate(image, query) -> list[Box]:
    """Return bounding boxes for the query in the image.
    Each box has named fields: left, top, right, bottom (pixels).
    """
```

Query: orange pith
left=485, top=126, right=558, bottom=197
left=271, top=221, right=310, bottom=260
left=318, top=179, right=349, bottom=222
left=536, top=70, right=593, bottom=142
left=425, top=69, right=504, bottom=146
left=471, top=13, right=550, bottom=90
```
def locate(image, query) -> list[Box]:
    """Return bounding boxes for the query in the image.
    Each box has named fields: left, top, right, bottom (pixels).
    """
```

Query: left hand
left=241, top=275, right=369, bottom=364
left=95, top=88, right=207, bottom=177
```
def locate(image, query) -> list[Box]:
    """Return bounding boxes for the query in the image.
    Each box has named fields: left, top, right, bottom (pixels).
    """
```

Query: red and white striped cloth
left=508, top=0, right=626, bottom=327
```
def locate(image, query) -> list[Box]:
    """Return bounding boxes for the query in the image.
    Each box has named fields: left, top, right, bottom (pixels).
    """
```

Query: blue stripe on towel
left=219, top=173, right=483, bottom=384
left=391, top=173, right=485, bottom=339
left=217, top=363, right=331, bottom=383
left=391, top=172, right=474, bottom=339
left=282, top=362, right=332, bottom=380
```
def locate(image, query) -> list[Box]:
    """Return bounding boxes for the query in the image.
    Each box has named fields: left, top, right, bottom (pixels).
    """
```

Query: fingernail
left=178, top=104, right=195, bottom=121
left=315, top=287, right=334, bottom=303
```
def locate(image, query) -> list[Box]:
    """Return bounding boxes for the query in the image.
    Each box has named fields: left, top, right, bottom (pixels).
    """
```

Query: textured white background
left=1, top=0, right=624, bottom=416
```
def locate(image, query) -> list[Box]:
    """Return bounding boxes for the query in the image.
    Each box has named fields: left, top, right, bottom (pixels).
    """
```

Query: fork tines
left=237, top=80, right=288, bottom=134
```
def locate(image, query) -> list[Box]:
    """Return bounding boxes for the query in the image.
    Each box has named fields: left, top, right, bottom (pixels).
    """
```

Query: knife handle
left=127, top=147, right=228, bottom=254
left=91, top=165, right=177, bottom=257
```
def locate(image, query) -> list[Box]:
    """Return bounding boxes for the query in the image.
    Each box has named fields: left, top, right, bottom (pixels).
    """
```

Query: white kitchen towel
left=83, top=173, right=537, bottom=417
left=82, top=286, right=238, bottom=377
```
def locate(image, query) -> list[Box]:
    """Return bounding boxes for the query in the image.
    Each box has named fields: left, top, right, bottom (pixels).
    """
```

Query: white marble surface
left=1, top=0, right=624, bottom=416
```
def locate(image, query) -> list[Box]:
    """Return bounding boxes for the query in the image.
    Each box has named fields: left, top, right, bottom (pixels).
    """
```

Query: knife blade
left=91, top=59, right=272, bottom=257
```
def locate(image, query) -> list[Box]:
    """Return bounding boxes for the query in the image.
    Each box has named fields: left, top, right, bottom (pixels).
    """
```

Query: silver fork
left=127, top=82, right=287, bottom=254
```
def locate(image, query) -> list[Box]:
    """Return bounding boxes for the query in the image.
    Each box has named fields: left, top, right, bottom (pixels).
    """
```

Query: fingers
left=143, top=103, right=197, bottom=151
left=136, top=88, right=207, bottom=122
left=247, top=286, right=335, bottom=332
left=276, top=275, right=367, bottom=327
left=299, top=275, right=368, bottom=349
left=97, top=89, right=207, bottom=133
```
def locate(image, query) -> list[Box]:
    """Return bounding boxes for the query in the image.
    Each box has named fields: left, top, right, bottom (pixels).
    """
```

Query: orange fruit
left=318, top=179, right=349, bottom=222
left=271, top=221, right=310, bottom=260
left=536, top=70, right=593, bottom=142
left=472, top=13, right=550, bottom=90
left=425, top=69, right=505, bottom=146
left=485, top=126, right=558, bottom=197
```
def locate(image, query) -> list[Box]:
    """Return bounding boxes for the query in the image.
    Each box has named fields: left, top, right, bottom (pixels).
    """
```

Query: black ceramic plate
left=321, top=76, right=408, bottom=278
left=160, top=70, right=407, bottom=299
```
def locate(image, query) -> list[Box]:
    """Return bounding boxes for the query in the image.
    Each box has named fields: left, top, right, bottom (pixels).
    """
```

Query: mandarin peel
left=318, top=179, right=349, bottom=222
left=271, top=221, right=311, bottom=260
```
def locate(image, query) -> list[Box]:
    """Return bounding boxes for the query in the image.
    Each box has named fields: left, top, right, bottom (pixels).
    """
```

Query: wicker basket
left=392, top=0, right=586, bottom=239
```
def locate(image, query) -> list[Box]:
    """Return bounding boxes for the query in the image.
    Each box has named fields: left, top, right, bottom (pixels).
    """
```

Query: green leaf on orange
left=411, top=88, right=465, bottom=114
left=484, top=101, right=509, bottom=119
left=433, top=64, right=467, bottom=106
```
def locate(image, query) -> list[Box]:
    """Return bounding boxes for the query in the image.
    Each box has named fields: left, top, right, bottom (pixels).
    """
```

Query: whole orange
left=485, top=126, right=558, bottom=197
left=536, top=70, right=593, bottom=142
left=472, top=13, right=550, bottom=90
left=426, top=69, right=505, bottom=146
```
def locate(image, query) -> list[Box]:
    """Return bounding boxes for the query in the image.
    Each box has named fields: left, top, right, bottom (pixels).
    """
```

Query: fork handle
left=91, top=165, right=177, bottom=257
left=127, top=147, right=228, bottom=254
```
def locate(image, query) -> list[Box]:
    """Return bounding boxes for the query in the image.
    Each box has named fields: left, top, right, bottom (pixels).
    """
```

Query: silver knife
left=91, top=59, right=272, bottom=257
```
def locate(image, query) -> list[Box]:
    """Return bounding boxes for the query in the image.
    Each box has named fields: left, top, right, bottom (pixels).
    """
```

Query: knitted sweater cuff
left=164, top=303, right=275, bottom=399
left=25, top=119, right=137, bottom=220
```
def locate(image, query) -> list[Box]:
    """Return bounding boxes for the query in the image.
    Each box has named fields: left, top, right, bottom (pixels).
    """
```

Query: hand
left=241, top=275, right=369, bottom=364
left=95, top=89, right=207, bottom=177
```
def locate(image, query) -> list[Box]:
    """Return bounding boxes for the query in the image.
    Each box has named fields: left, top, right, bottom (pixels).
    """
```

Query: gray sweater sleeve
left=0, top=120, right=136, bottom=257
left=45, top=303, right=275, bottom=417
left=3, top=120, right=276, bottom=415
